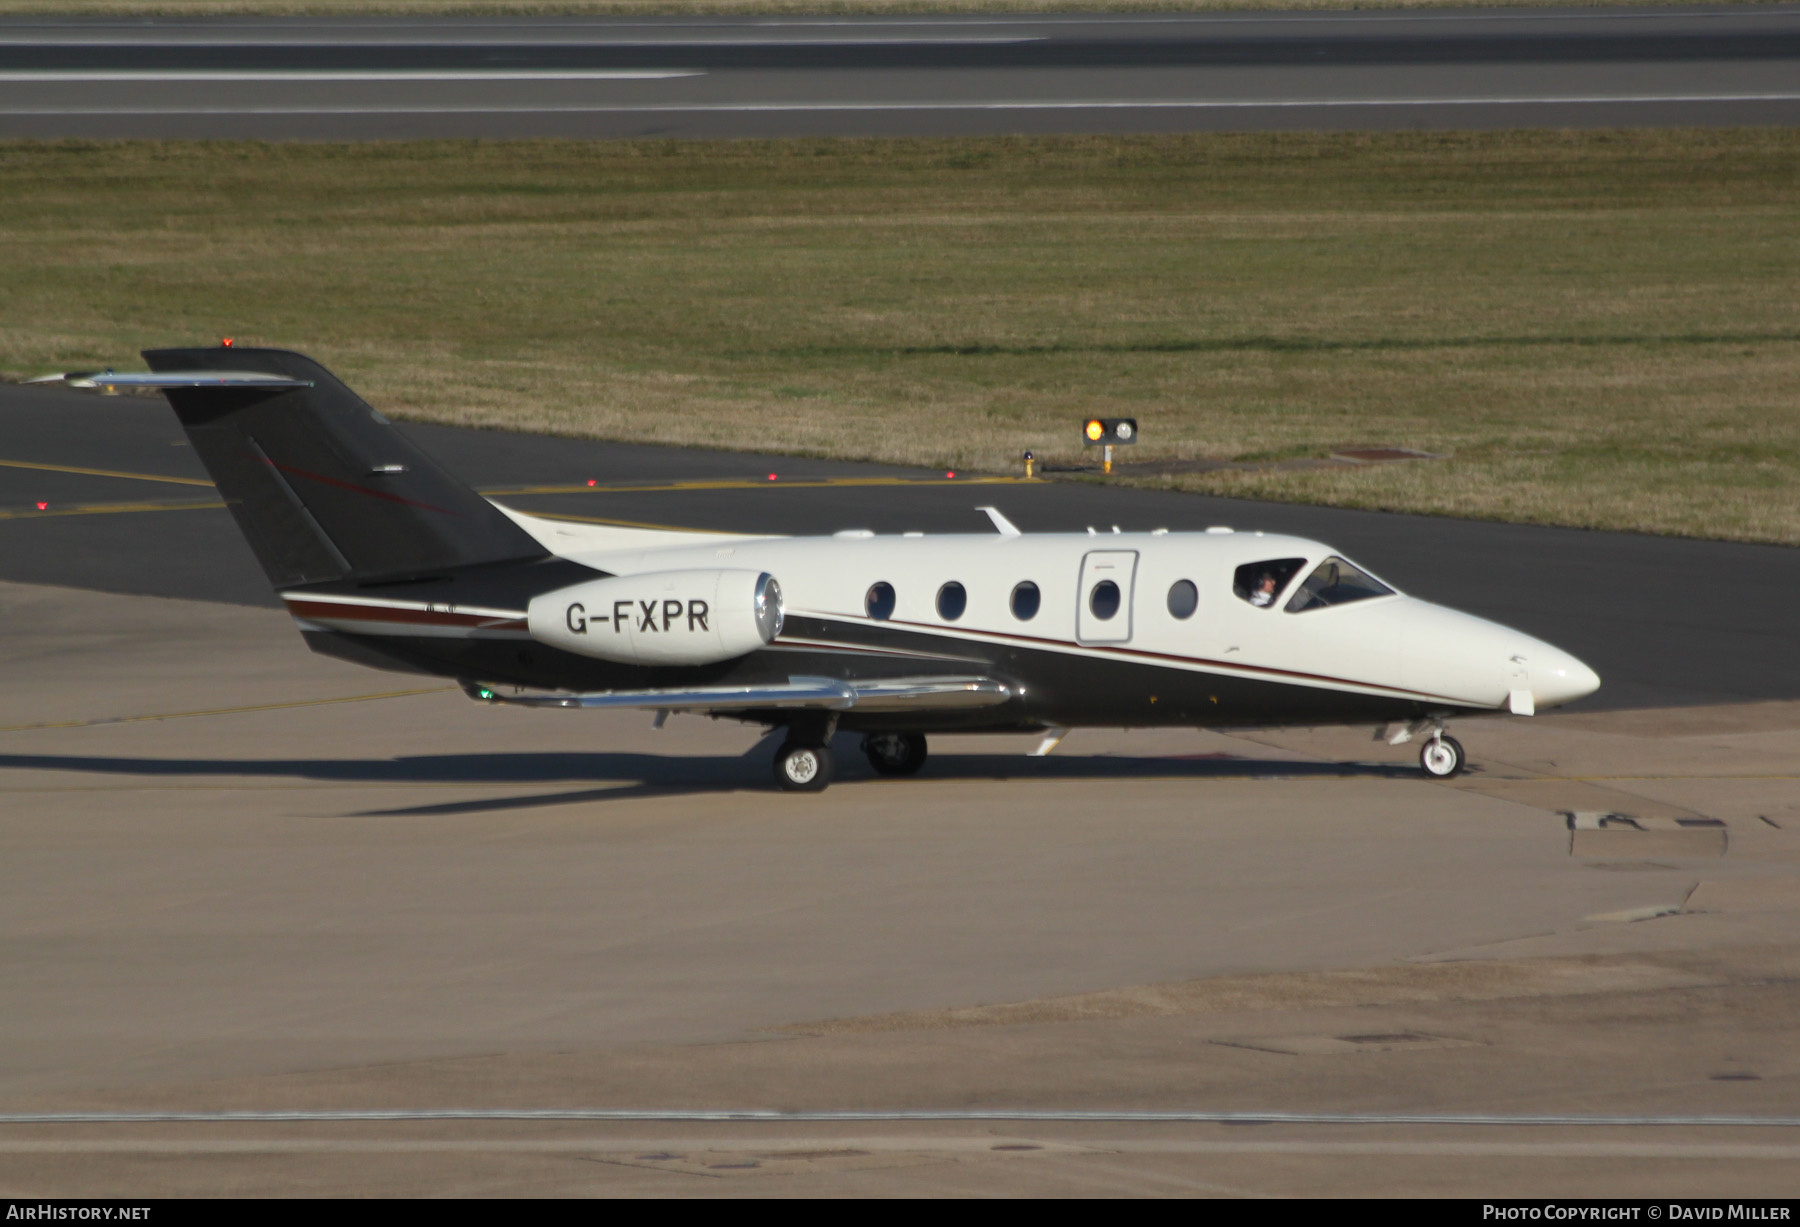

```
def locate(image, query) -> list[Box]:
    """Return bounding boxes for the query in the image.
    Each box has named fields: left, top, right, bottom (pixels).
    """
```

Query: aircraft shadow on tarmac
left=0, top=739, right=1423, bottom=817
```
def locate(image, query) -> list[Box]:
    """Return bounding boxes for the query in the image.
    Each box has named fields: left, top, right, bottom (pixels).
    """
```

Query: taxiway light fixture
left=1083, top=418, right=1136, bottom=476
left=1082, top=418, right=1137, bottom=447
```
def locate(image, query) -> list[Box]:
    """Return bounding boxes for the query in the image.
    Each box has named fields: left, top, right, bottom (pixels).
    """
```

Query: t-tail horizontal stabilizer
left=122, top=347, right=550, bottom=590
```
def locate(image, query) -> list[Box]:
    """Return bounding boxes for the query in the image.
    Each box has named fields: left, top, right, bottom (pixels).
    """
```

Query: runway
left=3, top=5, right=1798, bottom=138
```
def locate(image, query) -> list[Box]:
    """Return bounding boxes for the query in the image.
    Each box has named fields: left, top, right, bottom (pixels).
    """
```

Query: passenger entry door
left=1077, top=550, right=1138, bottom=643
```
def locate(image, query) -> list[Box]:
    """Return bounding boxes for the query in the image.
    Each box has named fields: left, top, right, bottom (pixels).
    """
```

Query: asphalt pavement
left=2, top=5, right=1798, bottom=137
left=2, top=379, right=1795, bottom=711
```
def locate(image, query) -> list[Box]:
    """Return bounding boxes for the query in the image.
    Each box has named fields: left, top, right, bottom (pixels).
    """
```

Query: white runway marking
left=4, top=1109, right=1800, bottom=1127
left=0, top=36, right=1044, bottom=49
left=4, top=94, right=1797, bottom=117
left=0, top=69, right=703, bottom=81
left=0, top=10, right=1780, bottom=36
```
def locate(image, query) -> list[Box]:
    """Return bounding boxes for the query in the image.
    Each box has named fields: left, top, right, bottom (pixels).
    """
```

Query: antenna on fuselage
left=977, top=506, right=1022, bottom=538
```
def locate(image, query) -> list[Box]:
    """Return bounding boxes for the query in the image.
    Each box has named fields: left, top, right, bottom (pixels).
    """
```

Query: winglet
left=977, top=506, right=1022, bottom=538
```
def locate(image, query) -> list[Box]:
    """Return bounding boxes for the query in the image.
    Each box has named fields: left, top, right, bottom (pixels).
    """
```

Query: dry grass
left=1, top=132, right=1796, bottom=542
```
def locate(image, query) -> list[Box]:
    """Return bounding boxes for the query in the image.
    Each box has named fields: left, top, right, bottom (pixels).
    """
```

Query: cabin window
left=936, top=581, right=967, bottom=621
left=1089, top=579, right=1121, bottom=620
left=1284, top=556, right=1396, bottom=613
left=865, top=581, right=896, bottom=621
left=1010, top=581, right=1041, bottom=621
left=1167, top=579, right=1198, bottom=619
left=1232, top=558, right=1307, bottom=609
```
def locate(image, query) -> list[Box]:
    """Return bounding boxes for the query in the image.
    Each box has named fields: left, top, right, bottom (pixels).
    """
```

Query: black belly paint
left=300, top=609, right=1477, bottom=733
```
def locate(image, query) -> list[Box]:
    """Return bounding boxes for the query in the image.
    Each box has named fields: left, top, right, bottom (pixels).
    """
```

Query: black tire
left=862, top=732, right=928, bottom=777
left=774, top=741, right=833, bottom=792
left=1420, top=735, right=1466, bottom=779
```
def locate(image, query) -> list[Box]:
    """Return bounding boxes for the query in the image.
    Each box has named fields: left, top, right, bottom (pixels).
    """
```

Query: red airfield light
left=768, top=473, right=778, bottom=481
left=36, top=502, right=47, bottom=510
left=586, top=480, right=596, bottom=487
left=220, top=338, right=233, bottom=348
left=946, top=470, right=956, bottom=479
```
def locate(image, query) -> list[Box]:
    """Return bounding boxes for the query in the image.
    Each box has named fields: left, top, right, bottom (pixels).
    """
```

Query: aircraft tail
left=142, top=346, right=547, bottom=589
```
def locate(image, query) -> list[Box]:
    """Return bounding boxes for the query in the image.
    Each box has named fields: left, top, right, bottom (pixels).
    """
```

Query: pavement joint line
left=1523, top=774, right=1800, bottom=783
left=5, top=1109, right=1800, bottom=1127
left=0, top=686, right=454, bottom=734
left=0, top=457, right=215, bottom=487
left=0, top=498, right=224, bottom=520
left=1, top=1138, right=1798, bottom=1159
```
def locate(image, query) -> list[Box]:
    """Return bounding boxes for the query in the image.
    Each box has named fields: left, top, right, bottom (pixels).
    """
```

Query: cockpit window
left=1284, top=556, right=1396, bottom=613
left=1232, top=558, right=1307, bottom=609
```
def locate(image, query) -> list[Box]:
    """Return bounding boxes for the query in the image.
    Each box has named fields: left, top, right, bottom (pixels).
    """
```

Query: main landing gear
left=773, top=713, right=837, bottom=792
left=862, top=732, right=928, bottom=777
left=773, top=740, right=834, bottom=792
left=771, top=723, right=930, bottom=791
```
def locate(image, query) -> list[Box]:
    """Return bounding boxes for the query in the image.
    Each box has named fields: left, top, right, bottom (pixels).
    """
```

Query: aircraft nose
left=1531, top=648, right=1601, bottom=709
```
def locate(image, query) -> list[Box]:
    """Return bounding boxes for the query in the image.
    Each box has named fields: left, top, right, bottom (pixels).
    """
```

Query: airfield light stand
left=1083, top=418, right=1137, bottom=476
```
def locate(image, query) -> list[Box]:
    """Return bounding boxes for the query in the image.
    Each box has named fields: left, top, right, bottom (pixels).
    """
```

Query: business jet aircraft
left=44, top=347, right=1600, bottom=791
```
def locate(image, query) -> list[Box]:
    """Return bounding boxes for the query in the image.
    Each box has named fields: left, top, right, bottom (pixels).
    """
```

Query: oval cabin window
left=1167, top=579, right=1198, bottom=619
left=1010, top=581, right=1041, bottom=621
left=1089, top=579, right=1121, bottom=620
left=936, top=581, right=967, bottom=621
left=865, top=582, right=896, bottom=621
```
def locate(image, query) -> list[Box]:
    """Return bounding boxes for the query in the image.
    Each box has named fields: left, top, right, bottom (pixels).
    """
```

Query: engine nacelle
left=527, top=569, right=783, bottom=666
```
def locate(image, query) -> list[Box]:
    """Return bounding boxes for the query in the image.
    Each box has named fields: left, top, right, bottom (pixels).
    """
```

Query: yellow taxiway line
left=0, top=498, right=224, bottom=520
left=0, top=686, right=453, bottom=735
left=526, top=509, right=753, bottom=534
left=484, top=475, right=1025, bottom=496
left=0, top=457, right=215, bottom=487
left=2, top=459, right=1023, bottom=499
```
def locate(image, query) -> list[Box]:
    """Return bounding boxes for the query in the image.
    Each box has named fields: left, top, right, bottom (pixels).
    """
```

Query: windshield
left=1284, top=556, right=1396, bottom=613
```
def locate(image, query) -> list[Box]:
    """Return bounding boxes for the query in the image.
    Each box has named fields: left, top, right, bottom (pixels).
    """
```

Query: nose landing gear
left=1383, top=716, right=1467, bottom=779
left=1420, top=732, right=1466, bottom=779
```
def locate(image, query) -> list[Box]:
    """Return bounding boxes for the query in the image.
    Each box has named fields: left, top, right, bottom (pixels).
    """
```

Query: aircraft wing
left=462, top=675, right=1014, bottom=713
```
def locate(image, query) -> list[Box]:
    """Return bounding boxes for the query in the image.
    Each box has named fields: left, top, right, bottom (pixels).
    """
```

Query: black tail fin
left=144, top=346, right=546, bottom=590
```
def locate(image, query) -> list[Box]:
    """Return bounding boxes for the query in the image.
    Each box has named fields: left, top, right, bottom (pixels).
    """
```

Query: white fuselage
left=502, top=511, right=1600, bottom=716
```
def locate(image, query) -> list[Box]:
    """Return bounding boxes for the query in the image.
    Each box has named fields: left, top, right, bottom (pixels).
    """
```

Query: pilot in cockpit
left=1249, top=573, right=1280, bottom=607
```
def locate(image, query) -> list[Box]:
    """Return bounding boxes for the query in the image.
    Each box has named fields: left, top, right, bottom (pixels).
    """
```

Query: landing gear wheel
left=1420, top=735, right=1466, bottom=779
left=862, top=732, right=928, bottom=777
left=774, top=741, right=834, bottom=792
